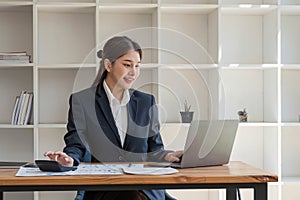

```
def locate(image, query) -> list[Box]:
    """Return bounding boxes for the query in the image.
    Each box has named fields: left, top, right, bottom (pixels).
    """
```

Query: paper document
left=16, top=163, right=143, bottom=176
left=122, top=167, right=178, bottom=175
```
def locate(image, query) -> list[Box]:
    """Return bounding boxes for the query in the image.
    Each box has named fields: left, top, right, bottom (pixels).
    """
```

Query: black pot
left=180, top=112, right=194, bottom=123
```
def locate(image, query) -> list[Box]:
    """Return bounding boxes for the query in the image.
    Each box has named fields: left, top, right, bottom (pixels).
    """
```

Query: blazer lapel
left=123, top=90, right=138, bottom=150
left=128, top=90, right=138, bottom=124
left=95, top=84, right=122, bottom=147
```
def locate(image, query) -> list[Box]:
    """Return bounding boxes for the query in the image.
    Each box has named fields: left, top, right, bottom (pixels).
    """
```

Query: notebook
left=152, top=120, right=239, bottom=168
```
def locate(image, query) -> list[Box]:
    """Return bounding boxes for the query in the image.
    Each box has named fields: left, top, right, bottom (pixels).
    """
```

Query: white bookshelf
left=1, top=0, right=300, bottom=200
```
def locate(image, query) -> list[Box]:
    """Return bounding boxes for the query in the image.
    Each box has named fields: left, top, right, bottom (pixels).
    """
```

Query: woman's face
left=105, top=50, right=141, bottom=91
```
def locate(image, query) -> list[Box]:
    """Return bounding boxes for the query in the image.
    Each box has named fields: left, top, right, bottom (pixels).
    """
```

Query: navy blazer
left=63, top=84, right=170, bottom=200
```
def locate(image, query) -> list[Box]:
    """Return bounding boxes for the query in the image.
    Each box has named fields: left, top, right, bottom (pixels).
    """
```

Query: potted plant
left=180, top=100, right=194, bottom=123
left=237, top=108, right=248, bottom=122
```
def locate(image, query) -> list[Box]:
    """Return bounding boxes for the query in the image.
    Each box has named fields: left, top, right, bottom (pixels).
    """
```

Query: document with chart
left=16, top=163, right=178, bottom=176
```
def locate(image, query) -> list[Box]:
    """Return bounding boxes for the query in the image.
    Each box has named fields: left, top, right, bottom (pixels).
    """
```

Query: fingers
left=43, top=151, right=74, bottom=166
left=174, top=150, right=184, bottom=157
left=44, top=151, right=58, bottom=161
left=43, top=151, right=65, bottom=161
left=165, top=150, right=184, bottom=163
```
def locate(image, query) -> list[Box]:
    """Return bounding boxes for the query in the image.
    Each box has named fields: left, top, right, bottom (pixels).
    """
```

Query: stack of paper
left=0, top=52, right=31, bottom=64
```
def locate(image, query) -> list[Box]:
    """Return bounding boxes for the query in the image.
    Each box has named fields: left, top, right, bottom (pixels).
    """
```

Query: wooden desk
left=0, top=161, right=277, bottom=200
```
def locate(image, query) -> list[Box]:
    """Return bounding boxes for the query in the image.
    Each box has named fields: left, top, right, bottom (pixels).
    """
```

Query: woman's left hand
left=164, top=150, right=184, bottom=163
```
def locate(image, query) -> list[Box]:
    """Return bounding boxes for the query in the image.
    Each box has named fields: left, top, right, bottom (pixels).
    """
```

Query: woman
left=44, top=36, right=182, bottom=200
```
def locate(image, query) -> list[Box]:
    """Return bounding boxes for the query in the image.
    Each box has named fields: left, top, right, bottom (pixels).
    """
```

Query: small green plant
left=183, top=100, right=191, bottom=112
left=180, top=100, right=194, bottom=123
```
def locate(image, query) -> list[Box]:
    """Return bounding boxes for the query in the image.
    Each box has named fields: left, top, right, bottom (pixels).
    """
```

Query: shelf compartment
left=231, top=126, right=278, bottom=174
left=221, top=4, right=277, bottom=15
left=37, top=63, right=96, bottom=69
left=37, top=6, right=96, bottom=65
left=100, top=0, right=157, bottom=4
left=281, top=64, right=300, bottom=69
left=161, top=0, right=218, bottom=4
left=0, top=68, right=33, bottom=124
left=219, top=68, right=278, bottom=122
left=282, top=183, right=300, bottom=200
left=268, top=185, right=279, bottom=200
left=38, top=67, right=96, bottom=124
left=160, top=123, right=190, bottom=150
left=158, top=68, right=218, bottom=123
left=38, top=191, right=77, bottom=200
left=0, top=1, right=33, bottom=6
left=220, top=7, right=278, bottom=64
left=282, top=126, right=300, bottom=177
left=0, top=128, right=33, bottom=162
left=37, top=0, right=94, bottom=3
left=159, top=7, right=218, bottom=64
left=221, top=0, right=278, bottom=5
left=0, top=5, right=33, bottom=61
left=220, top=63, right=278, bottom=69
left=38, top=124, right=66, bottom=128
left=282, top=177, right=300, bottom=182
left=99, top=3, right=157, bottom=10
left=0, top=124, right=34, bottom=128
left=160, top=4, right=218, bottom=14
left=159, top=64, right=218, bottom=69
left=37, top=128, right=66, bottom=159
left=281, top=0, right=300, bottom=5
left=281, top=69, right=300, bottom=122
left=239, top=122, right=278, bottom=127
left=0, top=63, right=34, bottom=69
left=281, top=123, right=300, bottom=126
left=132, top=67, right=158, bottom=100
left=98, top=6, right=158, bottom=64
left=37, top=2, right=96, bottom=11
left=37, top=128, right=80, bottom=199
left=281, top=7, right=300, bottom=64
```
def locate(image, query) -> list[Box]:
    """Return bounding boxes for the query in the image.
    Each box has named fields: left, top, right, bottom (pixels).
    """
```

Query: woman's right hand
left=44, top=151, right=74, bottom=167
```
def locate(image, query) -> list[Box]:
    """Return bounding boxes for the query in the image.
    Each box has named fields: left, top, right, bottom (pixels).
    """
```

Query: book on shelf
left=24, top=92, right=33, bottom=125
left=0, top=51, right=27, bottom=56
left=18, top=92, right=30, bottom=125
left=0, top=51, right=31, bottom=64
left=11, top=91, right=33, bottom=125
left=11, top=96, right=20, bottom=125
left=0, top=55, right=30, bottom=60
left=12, top=90, right=25, bottom=125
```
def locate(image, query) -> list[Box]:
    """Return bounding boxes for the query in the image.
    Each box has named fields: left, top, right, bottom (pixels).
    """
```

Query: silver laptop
left=154, top=120, right=239, bottom=168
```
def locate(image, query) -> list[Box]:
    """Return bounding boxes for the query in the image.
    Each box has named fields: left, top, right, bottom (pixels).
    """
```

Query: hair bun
left=97, top=50, right=103, bottom=58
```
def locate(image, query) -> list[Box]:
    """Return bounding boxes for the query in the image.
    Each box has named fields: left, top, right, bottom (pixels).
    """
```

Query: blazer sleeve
left=147, top=95, right=173, bottom=162
left=63, top=94, right=88, bottom=166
